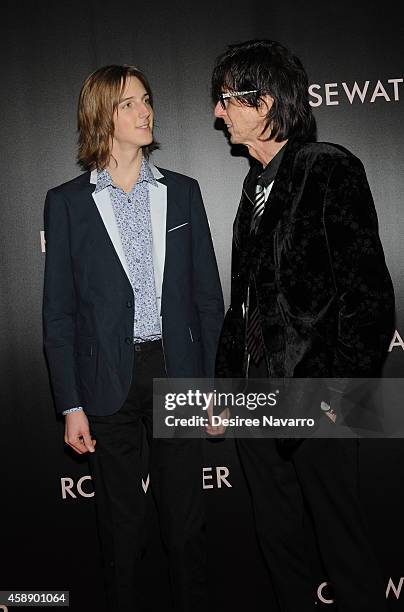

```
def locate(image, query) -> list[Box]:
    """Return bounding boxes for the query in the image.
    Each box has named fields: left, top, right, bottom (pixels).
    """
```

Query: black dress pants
left=237, top=437, right=388, bottom=611
left=237, top=361, right=387, bottom=611
left=88, top=341, right=206, bottom=612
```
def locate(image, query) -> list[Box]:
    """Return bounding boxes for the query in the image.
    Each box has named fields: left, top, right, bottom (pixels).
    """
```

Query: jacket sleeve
left=323, top=155, right=395, bottom=377
left=43, top=188, right=82, bottom=413
left=190, top=180, right=224, bottom=377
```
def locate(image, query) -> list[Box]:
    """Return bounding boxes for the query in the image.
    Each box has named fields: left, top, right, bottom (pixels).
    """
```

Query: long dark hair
left=212, top=39, right=315, bottom=142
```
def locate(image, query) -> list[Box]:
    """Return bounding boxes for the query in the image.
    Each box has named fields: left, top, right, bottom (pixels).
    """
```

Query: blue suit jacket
left=43, top=163, right=224, bottom=416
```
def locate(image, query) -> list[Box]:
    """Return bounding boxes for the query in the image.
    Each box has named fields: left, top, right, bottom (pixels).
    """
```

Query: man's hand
left=64, top=411, right=96, bottom=454
left=206, top=401, right=229, bottom=436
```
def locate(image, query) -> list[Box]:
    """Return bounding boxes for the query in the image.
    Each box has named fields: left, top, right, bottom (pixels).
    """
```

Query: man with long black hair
left=210, top=40, right=394, bottom=611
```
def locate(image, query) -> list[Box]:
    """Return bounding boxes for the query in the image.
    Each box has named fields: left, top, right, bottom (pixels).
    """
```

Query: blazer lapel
left=148, top=163, right=167, bottom=306
left=251, top=139, right=303, bottom=251
left=234, top=162, right=259, bottom=252
left=90, top=164, right=167, bottom=312
left=90, top=170, right=131, bottom=282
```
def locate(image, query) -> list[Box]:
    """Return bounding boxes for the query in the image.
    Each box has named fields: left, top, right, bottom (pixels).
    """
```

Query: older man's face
left=214, top=94, right=271, bottom=148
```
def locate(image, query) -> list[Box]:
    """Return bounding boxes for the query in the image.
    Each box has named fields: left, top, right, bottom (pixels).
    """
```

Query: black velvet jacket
left=216, top=139, right=395, bottom=380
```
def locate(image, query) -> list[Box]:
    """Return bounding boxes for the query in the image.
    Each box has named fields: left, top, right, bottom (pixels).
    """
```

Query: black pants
left=237, top=437, right=388, bottom=611
left=88, top=341, right=206, bottom=612
left=237, top=361, right=387, bottom=612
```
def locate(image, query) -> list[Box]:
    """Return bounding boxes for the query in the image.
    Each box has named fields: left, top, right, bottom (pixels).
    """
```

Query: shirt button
left=128, top=198, right=132, bottom=203
left=134, top=318, right=138, bottom=323
left=135, top=288, right=139, bottom=293
left=125, top=337, right=133, bottom=345
left=127, top=299, right=133, bottom=308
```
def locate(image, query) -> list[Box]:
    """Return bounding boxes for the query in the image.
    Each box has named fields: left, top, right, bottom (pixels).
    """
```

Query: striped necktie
left=246, top=300, right=264, bottom=367
left=250, top=179, right=266, bottom=233
left=246, top=178, right=268, bottom=366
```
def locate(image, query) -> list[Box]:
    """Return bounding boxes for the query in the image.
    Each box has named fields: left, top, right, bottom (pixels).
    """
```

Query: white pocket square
left=167, top=222, right=189, bottom=233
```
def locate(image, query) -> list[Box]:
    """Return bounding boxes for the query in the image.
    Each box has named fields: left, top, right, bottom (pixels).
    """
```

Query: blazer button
left=125, top=337, right=133, bottom=345
left=127, top=299, right=133, bottom=308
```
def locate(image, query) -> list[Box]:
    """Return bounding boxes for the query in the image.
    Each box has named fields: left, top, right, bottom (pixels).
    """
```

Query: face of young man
left=214, top=95, right=270, bottom=148
left=113, top=76, right=154, bottom=150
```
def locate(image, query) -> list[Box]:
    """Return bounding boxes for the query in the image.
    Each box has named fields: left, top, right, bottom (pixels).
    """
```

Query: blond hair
left=77, top=65, right=157, bottom=170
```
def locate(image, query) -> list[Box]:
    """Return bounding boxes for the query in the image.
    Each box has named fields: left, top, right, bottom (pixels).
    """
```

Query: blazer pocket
left=167, top=222, right=189, bottom=233
left=76, top=336, right=95, bottom=357
left=188, top=325, right=201, bottom=343
left=76, top=337, right=97, bottom=396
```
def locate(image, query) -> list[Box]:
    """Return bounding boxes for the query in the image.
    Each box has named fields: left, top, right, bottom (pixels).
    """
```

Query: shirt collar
left=257, top=142, right=287, bottom=187
left=94, top=156, right=158, bottom=194
left=94, top=167, right=113, bottom=193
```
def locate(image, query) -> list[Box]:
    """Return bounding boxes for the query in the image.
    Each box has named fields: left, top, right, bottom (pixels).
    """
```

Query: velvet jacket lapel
left=232, top=139, right=304, bottom=288
left=249, top=139, right=303, bottom=260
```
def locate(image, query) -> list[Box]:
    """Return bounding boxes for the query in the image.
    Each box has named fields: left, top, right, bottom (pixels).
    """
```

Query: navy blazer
left=43, top=164, right=224, bottom=416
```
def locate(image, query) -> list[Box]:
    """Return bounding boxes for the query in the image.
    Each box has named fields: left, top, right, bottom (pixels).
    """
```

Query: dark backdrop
left=1, top=1, right=403, bottom=610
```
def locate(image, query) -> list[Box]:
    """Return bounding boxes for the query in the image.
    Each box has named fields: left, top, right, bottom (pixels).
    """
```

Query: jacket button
left=127, top=299, right=133, bottom=308
left=125, top=337, right=133, bottom=345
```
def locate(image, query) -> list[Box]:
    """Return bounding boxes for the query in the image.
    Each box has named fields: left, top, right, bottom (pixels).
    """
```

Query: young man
left=43, top=65, right=223, bottom=612
left=211, top=40, right=395, bottom=611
